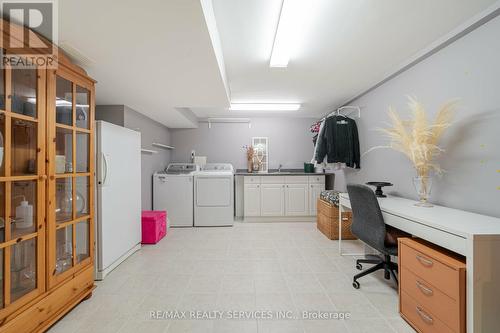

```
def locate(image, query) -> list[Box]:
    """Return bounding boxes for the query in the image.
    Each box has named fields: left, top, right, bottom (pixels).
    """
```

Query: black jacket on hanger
left=315, top=115, right=360, bottom=169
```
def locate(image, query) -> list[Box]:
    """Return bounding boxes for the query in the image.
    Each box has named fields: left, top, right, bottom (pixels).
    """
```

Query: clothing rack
left=319, top=105, right=361, bottom=121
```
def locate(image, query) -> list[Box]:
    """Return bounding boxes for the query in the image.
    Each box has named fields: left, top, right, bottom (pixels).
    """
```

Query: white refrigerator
left=95, top=121, right=141, bottom=280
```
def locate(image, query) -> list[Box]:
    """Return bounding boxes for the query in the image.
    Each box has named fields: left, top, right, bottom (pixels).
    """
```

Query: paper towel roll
left=194, top=156, right=207, bottom=166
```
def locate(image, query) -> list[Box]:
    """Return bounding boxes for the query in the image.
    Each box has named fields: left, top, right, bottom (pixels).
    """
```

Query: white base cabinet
left=243, top=184, right=261, bottom=216
left=309, top=184, right=325, bottom=215
left=261, top=184, right=285, bottom=216
left=243, top=175, right=325, bottom=218
left=285, top=184, right=309, bottom=216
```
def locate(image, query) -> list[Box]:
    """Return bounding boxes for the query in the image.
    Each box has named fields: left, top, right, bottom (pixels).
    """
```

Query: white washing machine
left=153, top=163, right=199, bottom=227
left=194, top=163, right=234, bottom=227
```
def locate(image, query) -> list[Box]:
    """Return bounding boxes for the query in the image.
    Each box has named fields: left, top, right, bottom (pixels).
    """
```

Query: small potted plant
left=243, top=145, right=254, bottom=173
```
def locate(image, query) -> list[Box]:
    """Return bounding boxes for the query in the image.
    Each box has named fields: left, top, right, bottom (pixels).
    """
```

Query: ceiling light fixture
left=230, top=103, right=301, bottom=111
left=270, top=0, right=299, bottom=68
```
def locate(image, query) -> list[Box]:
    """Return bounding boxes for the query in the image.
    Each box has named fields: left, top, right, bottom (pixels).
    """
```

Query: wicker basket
left=317, top=198, right=357, bottom=240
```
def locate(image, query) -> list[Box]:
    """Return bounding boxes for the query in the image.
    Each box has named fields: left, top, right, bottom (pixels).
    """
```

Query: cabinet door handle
left=416, top=281, right=433, bottom=296
left=415, top=254, right=433, bottom=267
left=257, top=185, right=260, bottom=188
left=416, top=306, right=433, bottom=324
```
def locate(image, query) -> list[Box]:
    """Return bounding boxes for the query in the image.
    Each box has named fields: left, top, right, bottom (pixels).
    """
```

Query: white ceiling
left=58, top=0, right=229, bottom=128
left=194, top=0, right=497, bottom=119
left=58, top=0, right=497, bottom=127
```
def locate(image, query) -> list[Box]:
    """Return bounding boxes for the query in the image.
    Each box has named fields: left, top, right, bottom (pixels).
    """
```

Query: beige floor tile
left=292, top=292, right=335, bottom=312
left=221, top=274, right=255, bottom=293
left=116, top=319, right=170, bottom=333
left=302, top=319, right=348, bottom=333
left=387, top=317, right=417, bottom=333
left=47, top=222, right=408, bottom=333
left=258, top=320, right=304, bottom=333
left=344, top=318, right=395, bottom=333
left=212, top=320, right=258, bottom=333
left=166, top=320, right=214, bottom=333
left=254, top=273, right=289, bottom=294
left=285, top=274, right=324, bottom=294
left=328, top=292, right=382, bottom=320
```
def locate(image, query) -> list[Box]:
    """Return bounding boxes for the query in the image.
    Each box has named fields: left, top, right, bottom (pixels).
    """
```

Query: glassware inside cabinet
left=0, top=248, right=3, bottom=308
left=11, top=119, right=37, bottom=176
left=55, top=127, right=73, bottom=174
left=11, top=181, right=36, bottom=238
left=55, top=76, right=72, bottom=126
left=0, top=114, right=4, bottom=176
left=11, top=68, right=37, bottom=118
left=75, top=220, right=89, bottom=263
left=55, top=178, right=72, bottom=223
left=55, top=226, right=73, bottom=274
left=75, top=86, right=89, bottom=129
left=10, top=238, right=37, bottom=302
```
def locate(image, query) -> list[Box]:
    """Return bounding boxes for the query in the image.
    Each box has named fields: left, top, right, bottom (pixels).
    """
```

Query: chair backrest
left=347, top=184, right=386, bottom=252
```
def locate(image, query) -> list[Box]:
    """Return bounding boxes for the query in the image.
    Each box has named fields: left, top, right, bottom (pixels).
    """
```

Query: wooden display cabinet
left=0, top=19, right=96, bottom=332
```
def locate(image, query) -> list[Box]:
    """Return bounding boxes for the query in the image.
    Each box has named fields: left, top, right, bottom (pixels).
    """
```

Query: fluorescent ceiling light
left=230, top=103, right=301, bottom=111
left=270, top=0, right=300, bottom=68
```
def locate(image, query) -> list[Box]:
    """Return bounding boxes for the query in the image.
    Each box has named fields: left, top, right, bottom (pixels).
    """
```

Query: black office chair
left=347, top=184, right=399, bottom=289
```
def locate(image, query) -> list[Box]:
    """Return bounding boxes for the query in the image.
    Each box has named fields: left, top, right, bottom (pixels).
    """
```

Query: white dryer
left=153, top=163, right=199, bottom=227
left=194, top=163, right=234, bottom=227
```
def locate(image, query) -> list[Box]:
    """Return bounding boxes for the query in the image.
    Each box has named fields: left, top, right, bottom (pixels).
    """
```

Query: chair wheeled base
left=352, top=254, right=398, bottom=289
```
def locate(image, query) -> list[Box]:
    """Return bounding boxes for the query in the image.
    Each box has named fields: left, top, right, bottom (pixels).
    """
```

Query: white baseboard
left=242, top=216, right=316, bottom=223
left=95, top=243, right=142, bottom=280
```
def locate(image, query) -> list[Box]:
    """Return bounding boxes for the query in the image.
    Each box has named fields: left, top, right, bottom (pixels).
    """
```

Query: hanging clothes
left=311, top=119, right=326, bottom=162
left=315, top=115, right=360, bottom=169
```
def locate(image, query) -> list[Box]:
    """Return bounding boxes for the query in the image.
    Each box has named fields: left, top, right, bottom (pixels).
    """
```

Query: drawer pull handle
left=416, top=306, right=434, bottom=324
left=416, top=281, right=433, bottom=296
left=416, top=254, right=433, bottom=267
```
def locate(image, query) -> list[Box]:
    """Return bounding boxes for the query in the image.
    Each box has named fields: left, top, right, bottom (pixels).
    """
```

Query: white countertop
left=340, top=193, right=500, bottom=238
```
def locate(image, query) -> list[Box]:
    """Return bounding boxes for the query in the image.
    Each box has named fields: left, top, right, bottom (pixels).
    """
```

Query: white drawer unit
left=285, top=175, right=309, bottom=184
left=243, top=174, right=325, bottom=219
left=244, top=176, right=261, bottom=184
left=261, top=176, right=285, bottom=184
left=309, top=175, right=326, bottom=184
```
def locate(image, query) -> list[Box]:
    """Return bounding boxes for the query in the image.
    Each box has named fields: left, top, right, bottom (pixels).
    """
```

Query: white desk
left=339, top=193, right=500, bottom=333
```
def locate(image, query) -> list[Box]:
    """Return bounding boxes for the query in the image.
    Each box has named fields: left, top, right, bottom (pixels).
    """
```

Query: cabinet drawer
left=400, top=291, right=454, bottom=333
left=401, top=267, right=461, bottom=332
left=399, top=240, right=463, bottom=299
left=261, top=176, right=285, bottom=184
left=308, top=175, right=325, bottom=184
left=285, top=176, right=308, bottom=184
left=244, top=176, right=261, bottom=184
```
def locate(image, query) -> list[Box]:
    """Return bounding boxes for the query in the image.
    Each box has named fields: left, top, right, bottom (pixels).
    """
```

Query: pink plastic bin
left=141, top=211, right=167, bottom=244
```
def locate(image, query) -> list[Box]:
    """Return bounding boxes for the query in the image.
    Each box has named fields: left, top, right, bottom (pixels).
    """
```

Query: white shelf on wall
left=152, top=142, right=175, bottom=150
left=141, top=149, right=158, bottom=154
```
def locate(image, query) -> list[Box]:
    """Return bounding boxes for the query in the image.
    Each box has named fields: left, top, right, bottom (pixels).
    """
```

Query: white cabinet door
left=285, top=184, right=309, bottom=216
left=309, top=183, right=325, bottom=216
left=244, top=184, right=261, bottom=216
left=261, top=184, right=285, bottom=216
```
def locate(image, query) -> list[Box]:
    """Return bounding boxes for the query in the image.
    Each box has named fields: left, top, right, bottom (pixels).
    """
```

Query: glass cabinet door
left=0, top=63, right=46, bottom=314
left=48, top=70, right=93, bottom=288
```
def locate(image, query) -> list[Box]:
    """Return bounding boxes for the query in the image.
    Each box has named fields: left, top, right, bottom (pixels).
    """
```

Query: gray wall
left=94, top=104, right=125, bottom=126
left=170, top=117, right=317, bottom=170
left=96, top=105, right=172, bottom=210
left=344, top=14, right=500, bottom=218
